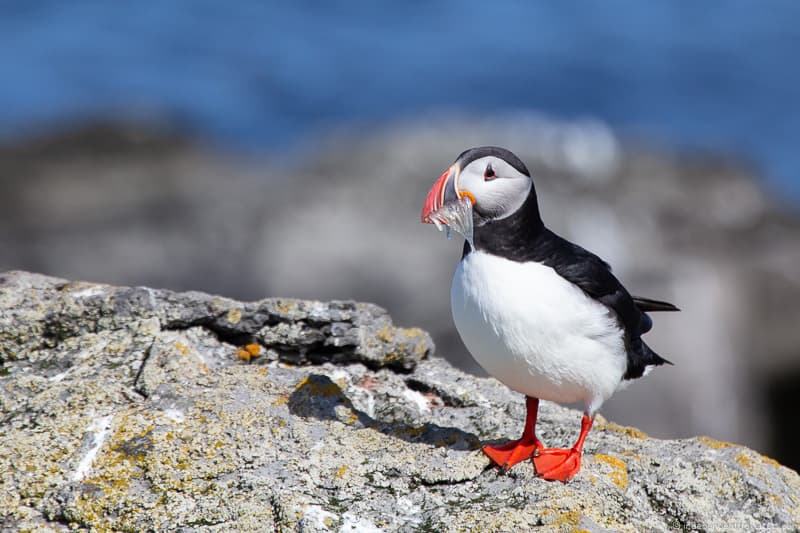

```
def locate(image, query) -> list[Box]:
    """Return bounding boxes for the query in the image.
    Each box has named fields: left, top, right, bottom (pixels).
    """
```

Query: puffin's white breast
left=451, top=251, right=626, bottom=413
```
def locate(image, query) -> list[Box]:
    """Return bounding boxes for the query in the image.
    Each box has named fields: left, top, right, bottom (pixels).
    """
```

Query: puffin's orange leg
left=483, top=397, right=544, bottom=470
left=533, top=414, right=593, bottom=482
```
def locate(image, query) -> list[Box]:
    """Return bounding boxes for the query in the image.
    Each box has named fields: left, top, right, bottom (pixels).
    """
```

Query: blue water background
left=1, top=1, right=799, bottom=199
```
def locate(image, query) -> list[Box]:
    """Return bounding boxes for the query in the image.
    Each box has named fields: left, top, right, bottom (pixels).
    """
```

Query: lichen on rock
left=1, top=271, right=798, bottom=532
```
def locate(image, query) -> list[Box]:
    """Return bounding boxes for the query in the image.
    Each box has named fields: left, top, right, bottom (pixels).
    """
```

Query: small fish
left=428, top=196, right=474, bottom=250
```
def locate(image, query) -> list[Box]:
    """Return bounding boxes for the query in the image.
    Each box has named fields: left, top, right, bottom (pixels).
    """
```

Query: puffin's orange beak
left=421, top=164, right=474, bottom=223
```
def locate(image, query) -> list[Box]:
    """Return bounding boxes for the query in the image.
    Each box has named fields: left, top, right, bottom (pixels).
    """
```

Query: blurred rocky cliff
left=1, top=117, right=798, bottom=470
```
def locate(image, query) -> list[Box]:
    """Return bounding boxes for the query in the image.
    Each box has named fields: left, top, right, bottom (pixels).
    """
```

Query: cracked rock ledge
left=1, top=271, right=798, bottom=532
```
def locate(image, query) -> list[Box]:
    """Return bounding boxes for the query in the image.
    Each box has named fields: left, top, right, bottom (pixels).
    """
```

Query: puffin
left=420, top=146, right=678, bottom=482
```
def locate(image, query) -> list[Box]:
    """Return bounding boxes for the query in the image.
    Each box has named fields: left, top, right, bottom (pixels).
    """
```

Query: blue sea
left=1, top=1, right=799, bottom=200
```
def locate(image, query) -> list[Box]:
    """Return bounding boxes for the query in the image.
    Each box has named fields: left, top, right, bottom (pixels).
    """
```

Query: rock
left=1, top=271, right=798, bottom=532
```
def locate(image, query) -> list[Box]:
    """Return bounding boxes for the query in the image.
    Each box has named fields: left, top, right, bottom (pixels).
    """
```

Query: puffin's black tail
left=633, top=296, right=680, bottom=312
left=624, top=338, right=673, bottom=380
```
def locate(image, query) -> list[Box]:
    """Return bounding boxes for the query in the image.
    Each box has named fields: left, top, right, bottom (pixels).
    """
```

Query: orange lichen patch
left=226, top=308, right=242, bottom=324
left=594, top=454, right=629, bottom=490
left=236, top=344, right=261, bottom=363
left=597, top=421, right=648, bottom=440
left=697, top=436, right=734, bottom=449
left=257, top=366, right=269, bottom=376
left=334, top=465, right=348, bottom=479
left=174, top=341, right=190, bottom=356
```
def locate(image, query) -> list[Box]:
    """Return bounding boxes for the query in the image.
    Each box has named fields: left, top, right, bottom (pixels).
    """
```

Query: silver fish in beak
left=421, top=163, right=475, bottom=248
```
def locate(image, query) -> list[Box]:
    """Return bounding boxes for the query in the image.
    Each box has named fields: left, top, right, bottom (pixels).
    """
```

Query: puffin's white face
left=455, top=156, right=532, bottom=222
left=421, top=151, right=532, bottom=226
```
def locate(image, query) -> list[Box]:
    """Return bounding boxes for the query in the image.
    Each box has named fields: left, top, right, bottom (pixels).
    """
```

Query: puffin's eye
left=484, top=163, right=496, bottom=181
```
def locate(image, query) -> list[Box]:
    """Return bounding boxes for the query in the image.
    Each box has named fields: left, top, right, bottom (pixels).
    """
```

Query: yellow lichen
left=594, top=453, right=629, bottom=490
left=272, top=394, right=289, bottom=406
left=759, top=455, right=782, bottom=468
left=736, top=452, right=754, bottom=469
left=376, top=325, right=394, bottom=343
left=335, top=465, right=348, bottom=479
left=275, top=300, right=295, bottom=314
left=74, top=415, right=155, bottom=529
left=550, top=509, right=581, bottom=528
left=226, top=308, right=242, bottom=324
left=174, top=341, right=190, bottom=356
left=294, top=376, right=342, bottom=397
left=401, top=327, right=424, bottom=338
left=697, top=435, right=734, bottom=449
left=598, top=421, right=648, bottom=440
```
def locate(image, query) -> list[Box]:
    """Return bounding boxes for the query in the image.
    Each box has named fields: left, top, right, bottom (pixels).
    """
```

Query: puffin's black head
left=421, top=146, right=534, bottom=225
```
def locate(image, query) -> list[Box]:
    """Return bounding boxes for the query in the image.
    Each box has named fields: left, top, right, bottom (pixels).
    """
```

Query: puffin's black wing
left=530, top=230, right=673, bottom=379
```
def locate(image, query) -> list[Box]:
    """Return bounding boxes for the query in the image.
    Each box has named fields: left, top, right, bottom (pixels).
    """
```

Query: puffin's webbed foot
left=532, top=413, right=594, bottom=482
left=533, top=447, right=582, bottom=481
left=483, top=437, right=544, bottom=470
left=483, top=396, right=543, bottom=470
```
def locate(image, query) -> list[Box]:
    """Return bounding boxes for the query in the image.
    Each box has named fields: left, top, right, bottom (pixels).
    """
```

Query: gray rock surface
left=2, top=271, right=798, bottom=532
